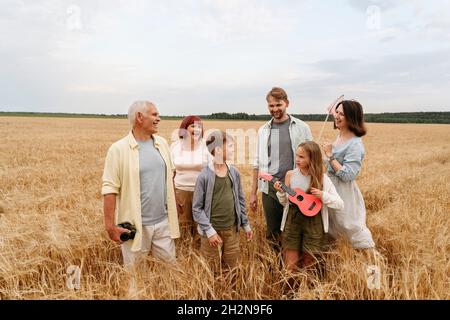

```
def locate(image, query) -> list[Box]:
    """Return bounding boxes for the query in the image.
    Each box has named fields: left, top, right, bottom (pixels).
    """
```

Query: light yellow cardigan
left=102, top=131, right=180, bottom=252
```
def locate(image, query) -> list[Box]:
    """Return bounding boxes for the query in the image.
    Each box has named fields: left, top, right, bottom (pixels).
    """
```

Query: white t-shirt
left=170, top=139, right=212, bottom=191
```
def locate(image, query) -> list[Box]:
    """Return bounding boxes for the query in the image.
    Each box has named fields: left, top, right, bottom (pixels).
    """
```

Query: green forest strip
left=1, top=111, right=449, bottom=124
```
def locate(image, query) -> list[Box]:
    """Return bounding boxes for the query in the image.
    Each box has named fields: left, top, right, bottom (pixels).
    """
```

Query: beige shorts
left=121, top=218, right=176, bottom=268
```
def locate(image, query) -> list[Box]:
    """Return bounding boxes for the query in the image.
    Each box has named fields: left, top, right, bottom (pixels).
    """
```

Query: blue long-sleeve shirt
left=327, top=137, right=365, bottom=182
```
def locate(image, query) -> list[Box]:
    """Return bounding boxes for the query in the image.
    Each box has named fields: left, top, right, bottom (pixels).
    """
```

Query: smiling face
left=187, top=122, right=203, bottom=141
left=267, top=96, right=289, bottom=120
left=334, top=104, right=348, bottom=130
left=136, top=104, right=161, bottom=135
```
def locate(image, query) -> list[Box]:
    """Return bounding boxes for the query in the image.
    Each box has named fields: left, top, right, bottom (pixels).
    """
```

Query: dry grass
left=0, top=117, right=449, bottom=300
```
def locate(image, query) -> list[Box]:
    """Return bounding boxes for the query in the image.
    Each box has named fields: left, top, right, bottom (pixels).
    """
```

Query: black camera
left=117, top=222, right=136, bottom=242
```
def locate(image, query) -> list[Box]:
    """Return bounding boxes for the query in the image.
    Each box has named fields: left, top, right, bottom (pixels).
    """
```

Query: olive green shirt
left=210, top=174, right=236, bottom=230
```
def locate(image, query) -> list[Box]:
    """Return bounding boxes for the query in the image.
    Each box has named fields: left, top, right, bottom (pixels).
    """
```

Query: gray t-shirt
left=268, top=117, right=294, bottom=182
left=137, top=138, right=167, bottom=226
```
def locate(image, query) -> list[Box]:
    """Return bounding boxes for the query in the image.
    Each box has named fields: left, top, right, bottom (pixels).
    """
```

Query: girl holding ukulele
left=273, top=141, right=344, bottom=273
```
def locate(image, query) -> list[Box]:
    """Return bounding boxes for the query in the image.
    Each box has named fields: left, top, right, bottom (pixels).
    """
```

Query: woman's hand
left=245, top=230, right=253, bottom=242
left=273, top=181, right=284, bottom=193
left=321, top=143, right=333, bottom=158
left=310, top=187, right=323, bottom=200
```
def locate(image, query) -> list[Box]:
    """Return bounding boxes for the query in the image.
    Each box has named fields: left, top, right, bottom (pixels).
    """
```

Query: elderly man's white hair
left=127, top=101, right=155, bottom=126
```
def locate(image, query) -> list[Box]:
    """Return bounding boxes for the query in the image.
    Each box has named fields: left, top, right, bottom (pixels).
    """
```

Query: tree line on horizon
left=203, top=112, right=450, bottom=124
left=1, top=111, right=449, bottom=124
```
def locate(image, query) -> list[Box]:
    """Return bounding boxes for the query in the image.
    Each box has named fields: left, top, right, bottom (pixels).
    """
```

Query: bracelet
left=328, top=155, right=336, bottom=162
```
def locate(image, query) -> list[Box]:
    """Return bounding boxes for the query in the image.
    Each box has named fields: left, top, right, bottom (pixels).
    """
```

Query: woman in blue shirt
left=321, top=100, right=375, bottom=249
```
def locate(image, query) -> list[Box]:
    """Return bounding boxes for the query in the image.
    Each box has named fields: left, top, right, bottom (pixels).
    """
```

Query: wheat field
left=0, top=116, right=449, bottom=300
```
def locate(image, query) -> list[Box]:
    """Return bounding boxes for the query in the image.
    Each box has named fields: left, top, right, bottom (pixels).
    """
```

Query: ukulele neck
left=270, top=177, right=296, bottom=197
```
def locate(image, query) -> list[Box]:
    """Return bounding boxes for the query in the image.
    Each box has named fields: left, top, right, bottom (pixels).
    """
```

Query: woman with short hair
left=170, top=116, right=211, bottom=247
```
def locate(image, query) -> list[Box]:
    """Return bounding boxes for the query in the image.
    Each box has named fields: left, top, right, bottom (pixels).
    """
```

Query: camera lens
left=120, top=232, right=130, bottom=242
left=117, top=222, right=136, bottom=242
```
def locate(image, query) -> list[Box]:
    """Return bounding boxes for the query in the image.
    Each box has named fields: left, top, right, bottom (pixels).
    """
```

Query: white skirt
left=327, top=174, right=375, bottom=249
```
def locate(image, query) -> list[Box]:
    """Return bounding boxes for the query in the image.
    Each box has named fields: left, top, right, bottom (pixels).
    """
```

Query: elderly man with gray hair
left=102, top=101, right=180, bottom=267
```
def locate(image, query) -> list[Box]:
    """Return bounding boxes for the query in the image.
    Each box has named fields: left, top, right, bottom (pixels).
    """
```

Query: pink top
left=170, top=139, right=212, bottom=191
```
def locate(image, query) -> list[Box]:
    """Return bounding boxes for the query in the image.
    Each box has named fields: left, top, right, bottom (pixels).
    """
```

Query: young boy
left=192, top=130, right=253, bottom=271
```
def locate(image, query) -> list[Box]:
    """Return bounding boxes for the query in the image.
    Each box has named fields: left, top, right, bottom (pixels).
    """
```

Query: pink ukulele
left=258, top=172, right=322, bottom=217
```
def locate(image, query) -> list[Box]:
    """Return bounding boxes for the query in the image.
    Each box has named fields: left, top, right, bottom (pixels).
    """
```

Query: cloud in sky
left=0, top=0, right=449, bottom=115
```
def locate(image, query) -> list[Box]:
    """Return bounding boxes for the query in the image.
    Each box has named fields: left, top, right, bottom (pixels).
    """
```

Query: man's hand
left=249, top=193, right=258, bottom=212
left=106, top=224, right=129, bottom=244
left=208, top=233, right=223, bottom=247
left=250, top=168, right=259, bottom=212
left=246, top=230, right=253, bottom=242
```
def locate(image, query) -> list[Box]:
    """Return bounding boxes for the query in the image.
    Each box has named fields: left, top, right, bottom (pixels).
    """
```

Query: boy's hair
left=205, top=130, right=233, bottom=156
left=298, top=141, right=324, bottom=192
left=334, top=100, right=367, bottom=137
left=266, top=87, right=289, bottom=103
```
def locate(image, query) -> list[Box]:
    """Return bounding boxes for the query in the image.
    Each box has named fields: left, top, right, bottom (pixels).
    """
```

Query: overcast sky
left=1, top=0, right=450, bottom=115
